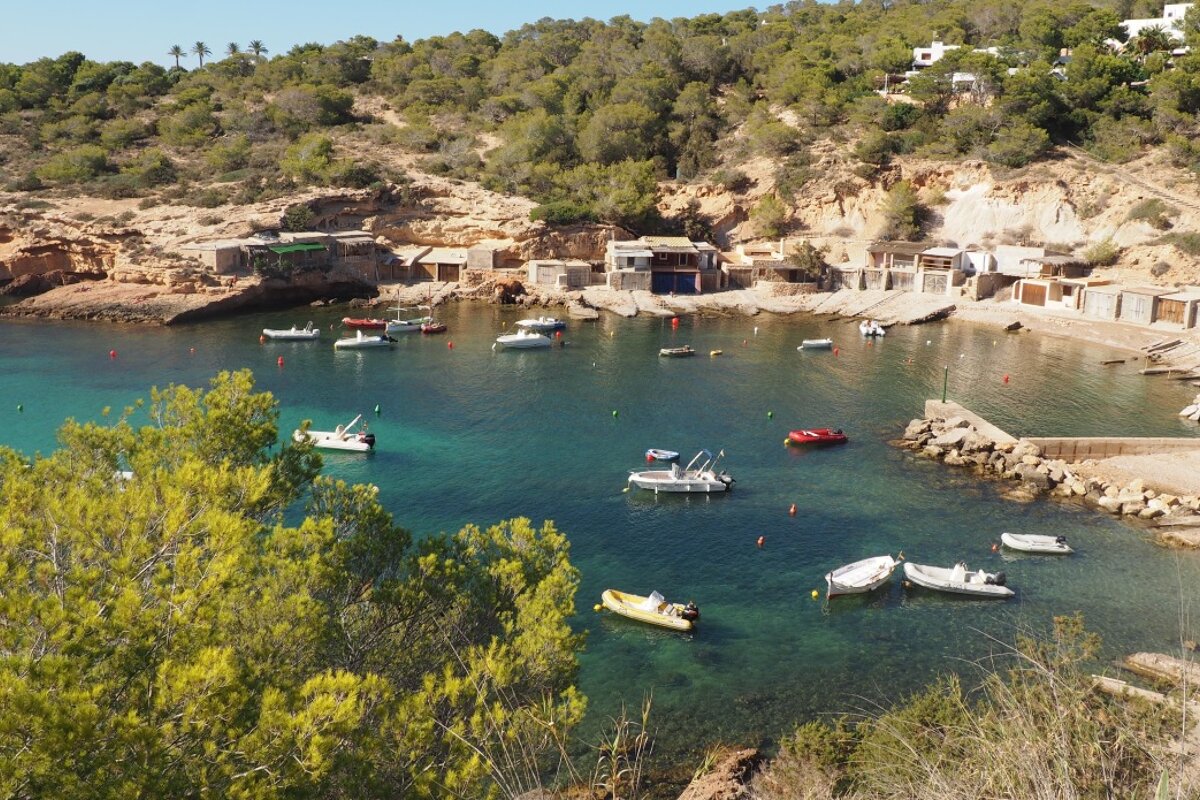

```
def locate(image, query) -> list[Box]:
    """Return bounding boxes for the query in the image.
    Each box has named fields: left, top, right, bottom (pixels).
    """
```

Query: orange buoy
left=833, top=347, right=840, bottom=356
left=109, top=349, right=117, bottom=359
left=448, top=341, right=454, bottom=349
left=756, top=535, right=765, bottom=548
left=789, top=503, right=797, bottom=516
left=671, top=317, right=679, bottom=328
left=259, top=334, right=266, bottom=344
left=1003, top=374, right=1010, bottom=384
left=277, top=356, right=284, bottom=367
left=991, top=543, right=999, bottom=552
left=646, top=453, right=654, bottom=463
left=555, top=330, right=562, bottom=338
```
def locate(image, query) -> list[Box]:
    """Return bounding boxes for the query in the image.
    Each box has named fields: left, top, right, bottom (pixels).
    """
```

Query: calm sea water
left=2, top=306, right=1199, bottom=762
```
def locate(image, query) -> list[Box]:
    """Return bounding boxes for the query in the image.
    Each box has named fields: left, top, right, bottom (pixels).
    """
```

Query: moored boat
left=903, top=561, right=1014, bottom=598
left=859, top=320, right=886, bottom=337
left=644, top=448, right=680, bottom=462
left=293, top=414, right=376, bottom=452
left=494, top=329, right=553, bottom=349
left=343, top=316, right=388, bottom=330
left=826, top=554, right=899, bottom=598
left=799, top=338, right=834, bottom=350
left=1000, top=532, right=1073, bottom=554
left=386, top=305, right=433, bottom=333
left=787, top=428, right=848, bottom=446
left=628, top=449, right=733, bottom=493
left=262, top=322, right=320, bottom=341
left=659, top=345, right=695, bottom=358
left=334, top=330, right=395, bottom=349
left=600, top=589, right=699, bottom=632
left=421, top=320, right=448, bottom=334
left=515, top=316, right=567, bottom=331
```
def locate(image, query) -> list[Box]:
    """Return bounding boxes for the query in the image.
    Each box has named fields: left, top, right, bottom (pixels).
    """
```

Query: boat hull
left=601, top=589, right=694, bottom=631
left=859, top=321, right=886, bottom=337
left=516, top=317, right=566, bottom=331
left=293, top=429, right=375, bottom=452
left=800, top=339, right=833, bottom=350
left=627, top=470, right=729, bottom=493
left=334, top=337, right=392, bottom=349
left=1000, top=532, right=1073, bottom=554
left=495, top=333, right=552, bottom=348
left=343, top=318, right=387, bottom=330
left=903, top=562, right=1014, bottom=598
left=825, top=555, right=898, bottom=597
left=788, top=428, right=848, bottom=445
left=263, top=328, right=320, bottom=341
left=645, top=449, right=680, bottom=462
left=659, top=347, right=695, bottom=358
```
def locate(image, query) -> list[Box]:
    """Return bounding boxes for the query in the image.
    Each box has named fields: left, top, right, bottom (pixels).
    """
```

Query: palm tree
left=226, top=42, right=240, bottom=57
left=167, top=44, right=184, bottom=68
left=192, top=41, right=211, bottom=67
left=248, top=40, right=268, bottom=59
left=1132, top=25, right=1173, bottom=59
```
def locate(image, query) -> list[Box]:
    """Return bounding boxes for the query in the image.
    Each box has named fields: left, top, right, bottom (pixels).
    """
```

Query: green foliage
left=122, top=148, right=177, bottom=187
left=530, top=200, right=594, bottom=225
left=1125, top=198, right=1176, bottom=229
left=880, top=180, right=924, bottom=241
left=157, top=101, right=219, bottom=146
left=986, top=121, right=1051, bottom=167
left=1155, top=231, right=1200, bottom=255
left=280, top=133, right=335, bottom=183
left=752, top=193, right=788, bottom=238
left=1083, top=238, right=1121, bottom=265
left=786, top=241, right=826, bottom=282
left=36, top=144, right=111, bottom=183
left=281, top=203, right=315, bottom=231
left=0, top=371, right=584, bottom=798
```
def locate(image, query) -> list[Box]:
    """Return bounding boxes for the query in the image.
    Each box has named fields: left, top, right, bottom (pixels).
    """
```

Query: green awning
left=267, top=243, right=326, bottom=254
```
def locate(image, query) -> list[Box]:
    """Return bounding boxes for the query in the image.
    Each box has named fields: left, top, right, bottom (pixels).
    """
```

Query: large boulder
left=903, top=418, right=932, bottom=440
left=960, top=431, right=994, bottom=454
left=1016, top=464, right=1052, bottom=490
left=932, top=428, right=971, bottom=448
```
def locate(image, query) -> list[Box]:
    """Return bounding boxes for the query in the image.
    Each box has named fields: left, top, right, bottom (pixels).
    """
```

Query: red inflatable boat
left=787, top=428, right=848, bottom=445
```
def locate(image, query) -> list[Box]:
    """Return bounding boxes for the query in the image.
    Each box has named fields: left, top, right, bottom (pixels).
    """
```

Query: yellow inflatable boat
left=600, top=589, right=699, bottom=632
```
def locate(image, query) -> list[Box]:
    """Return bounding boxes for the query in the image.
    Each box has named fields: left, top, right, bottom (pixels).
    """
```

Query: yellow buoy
left=811, top=590, right=819, bottom=599
left=593, top=603, right=602, bottom=612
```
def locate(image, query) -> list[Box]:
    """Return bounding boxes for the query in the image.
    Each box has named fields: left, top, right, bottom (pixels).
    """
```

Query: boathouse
left=1119, top=286, right=1175, bottom=326
left=604, top=236, right=721, bottom=294
left=527, top=259, right=593, bottom=289
left=413, top=248, right=468, bottom=282
left=1081, top=285, right=1122, bottom=320
left=1156, top=287, right=1200, bottom=330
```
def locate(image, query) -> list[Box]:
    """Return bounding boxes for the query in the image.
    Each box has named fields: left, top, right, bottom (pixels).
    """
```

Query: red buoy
left=109, top=349, right=117, bottom=359
left=789, top=503, right=797, bottom=516
left=448, top=341, right=454, bottom=349
left=277, top=356, right=284, bottom=367
left=671, top=317, right=679, bottom=328
left=646, top=453, right=654, bottom=463
left=259, top=334, right=266, bottom=344
left=555, top=330, right=562, bottom=338
left=1003, top=374, right=1010, bottom=384
left=756, top=535, right=765, bottom=548
left=833, top=347, right=840, bottom=356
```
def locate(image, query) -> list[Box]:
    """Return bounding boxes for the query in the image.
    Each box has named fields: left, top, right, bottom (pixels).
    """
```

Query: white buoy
left=754, top=326, right=759, bottom=335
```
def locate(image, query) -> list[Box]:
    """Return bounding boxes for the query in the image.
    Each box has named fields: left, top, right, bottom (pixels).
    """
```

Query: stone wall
left=1028, top=437, right=1200, bottom=460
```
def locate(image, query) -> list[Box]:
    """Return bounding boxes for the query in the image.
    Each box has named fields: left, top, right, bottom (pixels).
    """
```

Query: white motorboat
left=262, top=322, right=319, bottom=341
left=644, top=448, right=680, bottom=462
left=494, top=329, right=553, bottom=349
left=903, top=562, right=1013, bottom=598
left=859, top=320, right=886, bottom=337
left=627, top=449, right=733, bottom=494
left=293, top=414, right=376, bottom=452
left=1000, top=532, right=1073, bottom=554
left=825, top=555, right=899, bottom=597
left=334, top=330, right=395, bottom=349
left=386, top=305, right=433, bottom=334
left=799, top=338, right=834, bottom=350
left=515, top=316, right=566, bottom=331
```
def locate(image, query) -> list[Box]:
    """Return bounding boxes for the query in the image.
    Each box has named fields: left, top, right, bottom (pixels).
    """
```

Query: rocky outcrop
left=677, top=748, right=762, bottom=800
left=898, top=414, right=1200, bottom=534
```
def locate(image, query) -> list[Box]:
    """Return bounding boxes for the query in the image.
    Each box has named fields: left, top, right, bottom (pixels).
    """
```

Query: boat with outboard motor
left=825, top=554, right=900, bottom=597
left=903, top=561, right=1013, bottom=598
left=262, top=322, right=320, bottom=341
left=293, top=414, right=376, bottom=452
left=600, top=589, right=700, bottom=632
left=627, top=449, right=733, bottom=493
left=859, top=320, right=886, bottom=337
left=342, top=316, right=387, bottom=330
left=644, top=448, right=680, bottom=462
left=334, top=330, right=396, bottom=349
left=799, top=338, right=834, bottom=350
left=1000, top=532, right=1074, bottom=554
left=659, top=345, right=695, bottom=358
left=386, top=305, right=433, bottom=333
left=494, top=329, right=553, bottom=349
left=787, top=428, right=848, bottom=446
left=515, top=316, right=567, bottom=331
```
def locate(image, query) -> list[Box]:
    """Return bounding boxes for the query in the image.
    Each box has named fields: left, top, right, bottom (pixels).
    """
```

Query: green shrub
left=530, top=201, right=594, bottom=225
left=205, top=134, right=252, bottom=173
left=1155, top=232, right=1200, bottom=256
left=1125, top=198, right=1175, bottom=230
left=879, top=180, right=924, bottom=241
left=986, top=121, right=1050, bottom=168
left=37, top=144, right=112, bottom=183
left=122, top=148, right=177, bottom=187
left=752, top=193, right=788, bottom=238
left=158, top=102, right=219, bottom=147
left=281, top=203, right=314, bottom=231
left=711, top=168, right=750, bottom=193
left=279, top=133, right=334, bottom=183
left=100, top=117, right=150, bottom=149
left=1083, top=239, right=1121, bottom=266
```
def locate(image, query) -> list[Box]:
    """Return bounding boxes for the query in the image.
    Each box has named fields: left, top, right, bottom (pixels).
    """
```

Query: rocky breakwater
left=899, top=415, right=1200, bottom=540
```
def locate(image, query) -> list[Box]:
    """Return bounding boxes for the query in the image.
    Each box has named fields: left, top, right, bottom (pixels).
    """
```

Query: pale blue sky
left=2, top=1, right=756, bottom=66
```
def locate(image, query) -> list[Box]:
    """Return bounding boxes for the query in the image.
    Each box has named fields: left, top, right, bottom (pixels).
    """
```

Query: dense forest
left=1, top=0, right=1200, bottom=231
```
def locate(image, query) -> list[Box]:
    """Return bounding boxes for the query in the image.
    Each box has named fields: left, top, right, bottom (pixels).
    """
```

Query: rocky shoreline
left=897, top=411, right=1200, bottom=547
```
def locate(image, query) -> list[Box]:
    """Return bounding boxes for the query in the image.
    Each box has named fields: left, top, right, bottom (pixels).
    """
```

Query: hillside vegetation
left=2, top=0, right=1200, bottom=235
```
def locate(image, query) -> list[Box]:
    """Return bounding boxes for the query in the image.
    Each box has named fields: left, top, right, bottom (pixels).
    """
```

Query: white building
left=912, top=41, right=961, bottom=68
left=1121, top=3, right=1193, bottom=42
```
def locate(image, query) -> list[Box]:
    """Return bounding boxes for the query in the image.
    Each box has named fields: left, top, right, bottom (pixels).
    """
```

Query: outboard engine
left=718, top=472, right=735, bottom=487
left=985, top=571, right=1007, bottom=586
left=360, top=432, right=377, bottom=449
left=681, top=602, right=700, bottom=622
left=1055, top=535, right=1068, bottom=545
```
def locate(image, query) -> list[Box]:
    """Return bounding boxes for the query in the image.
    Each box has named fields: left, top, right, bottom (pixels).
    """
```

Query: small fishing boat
left=334, top=330, right=395, bottom=349
left=342, top=316, right=388, bottom=330
left=600, top=589, right=699, bottom=632
left=644, top=448, right=680, bottom=462
left=859, top=320, right=886, bottom=337
left=293, top=415, right=376, bottom=452
left=1000, top=532, right=1073, bottom=554
left=494, top=329, right=552, bottom=349
left=799, top=338, right=834, bottom=350
left=903, top=562, right=1013, bottom=598
left=709, top=349, right=723, bottom=357
left=515, top=316, right=567, bottom=331
left=826, top=554, right=900, bottom=598
left=628, top=449, right=733, bottom=494
left=787, top=428, right=848, bottom=446
left=421, top=320, right=448, bottom=334
left=659, top=345, right=695, bottom=358
left=262, top=322, right=320, bottom=341
left=386, top=305, right=433, bottom=333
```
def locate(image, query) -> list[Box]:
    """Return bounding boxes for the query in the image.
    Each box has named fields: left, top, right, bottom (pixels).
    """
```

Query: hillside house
left=605, top=236, right=721, bottom=294
left=721, top=241, right=815, bottom=287
left=1121, top=3, right=1193, bottom=42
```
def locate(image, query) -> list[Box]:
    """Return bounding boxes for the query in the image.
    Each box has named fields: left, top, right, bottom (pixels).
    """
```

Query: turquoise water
left=2, top=307, right=1200, bottom=761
